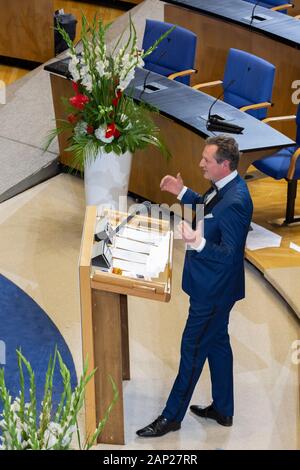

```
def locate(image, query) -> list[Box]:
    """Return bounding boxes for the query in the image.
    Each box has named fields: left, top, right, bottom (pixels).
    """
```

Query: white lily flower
left=48, top=422, right=63, bottom=434
left=74, top=121, right=88, bottom=136
left=44, top=429, right=58, bottom=449
left=69, top=64, right=80, bottom=82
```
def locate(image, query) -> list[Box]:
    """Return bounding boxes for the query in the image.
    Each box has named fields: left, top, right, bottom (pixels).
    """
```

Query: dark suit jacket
left=181, top=174, right=253, bottom=306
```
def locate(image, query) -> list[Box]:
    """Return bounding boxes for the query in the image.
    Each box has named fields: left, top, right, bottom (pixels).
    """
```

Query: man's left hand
left=178, top=221, right=202, bottom=249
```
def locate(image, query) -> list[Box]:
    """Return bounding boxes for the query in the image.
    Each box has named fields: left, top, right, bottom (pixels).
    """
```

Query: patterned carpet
left=0, top=274, right=77, bottom=414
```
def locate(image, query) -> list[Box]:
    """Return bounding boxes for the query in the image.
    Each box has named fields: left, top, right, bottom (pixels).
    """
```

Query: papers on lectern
left=114, top=236, right=151, bottom=254
left=112, top=259, right=146, bottom=277
left=111, top=226, right=170, bottom=278
left=118, top=226, right=164, bottom=244
left=145, top=231, right=170, bottom=277
left=113, top=248, right=149, bottom=264
left=92, top=213, right=171, bottom=278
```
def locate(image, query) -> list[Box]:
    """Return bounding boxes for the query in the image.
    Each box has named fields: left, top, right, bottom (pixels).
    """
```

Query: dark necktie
left=192, top=183, right=219, bottom=229
left=203, top=182, right=219, bottom=205
left=192, top=183, right=218, bottom=229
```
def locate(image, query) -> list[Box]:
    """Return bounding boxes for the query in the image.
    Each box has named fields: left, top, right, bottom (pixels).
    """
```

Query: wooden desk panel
left=293, top=0, right=300, bottom=15
left=50, top=74, right=76, bottom=168
left=0, top=0, right=54, bottom=63
left=291, top=0, right=300, bottom=15
left=165, top=3, right=299, bottom=139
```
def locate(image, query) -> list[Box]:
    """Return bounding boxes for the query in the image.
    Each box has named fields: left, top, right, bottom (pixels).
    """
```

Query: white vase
left=84, top=149, right=132, bottom=209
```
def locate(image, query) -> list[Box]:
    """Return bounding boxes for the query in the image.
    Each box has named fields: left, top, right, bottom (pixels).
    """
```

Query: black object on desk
left=207, top=115, right=244, bottom=134
left=205, top=78, right=244, bottom=134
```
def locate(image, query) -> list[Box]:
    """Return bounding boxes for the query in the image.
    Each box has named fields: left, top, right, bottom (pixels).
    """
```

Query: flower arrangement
left=0, top=349, right=118, bottom=450
left=46, top=14, right=172, bottom=170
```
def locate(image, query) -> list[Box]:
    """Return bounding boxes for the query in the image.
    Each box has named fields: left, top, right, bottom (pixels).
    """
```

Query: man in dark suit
left=136, top=135, right=253, bottom=437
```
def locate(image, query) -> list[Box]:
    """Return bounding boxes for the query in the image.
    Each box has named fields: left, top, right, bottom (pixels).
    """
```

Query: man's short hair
left=205, top=135, right=240, bottom=171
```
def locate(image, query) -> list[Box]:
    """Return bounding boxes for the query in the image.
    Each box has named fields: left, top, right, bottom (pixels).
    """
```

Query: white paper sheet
left=145, top=232, right=170, bottom=277
left=246, top=223, right=282, bottom=251
left=118, top=226, right=163, bottom=244
left=112, top=248, right=149, bottom=264
left=115, top=236, right=151, bottom=254
left=112, top=258, right=146, bottom=276
left=290, top=242, right=300, bottom=253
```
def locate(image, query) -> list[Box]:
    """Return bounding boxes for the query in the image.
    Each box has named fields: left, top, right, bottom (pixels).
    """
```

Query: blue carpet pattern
left=0, top=274, right=77, bottom=414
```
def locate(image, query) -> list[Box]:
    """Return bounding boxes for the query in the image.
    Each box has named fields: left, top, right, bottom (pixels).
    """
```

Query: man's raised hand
left=177, top=221, right=202, bottom=248
left=160, top=173, right=184, bottom=196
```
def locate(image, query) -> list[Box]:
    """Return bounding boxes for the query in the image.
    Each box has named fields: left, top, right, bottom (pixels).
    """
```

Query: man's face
left=199, top=144, right=230, bottom=182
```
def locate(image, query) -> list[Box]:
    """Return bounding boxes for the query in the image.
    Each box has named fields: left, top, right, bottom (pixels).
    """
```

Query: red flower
left=105, top=123, right=121, bottom=139
left=72, top=81, right=80, bottom=94
left=112, top=90, right=123, bottom=107
left=87, top=124, right=94, bottom=135
left=105, top=123, right=115, bottom=138
left=69, top=93, right=89, bottom=110
left=67, top=113, right=79, bottom=124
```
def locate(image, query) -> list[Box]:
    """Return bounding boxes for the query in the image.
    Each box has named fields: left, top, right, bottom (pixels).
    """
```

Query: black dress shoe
left=190, top=404, right=233, bottom=427
left=136, top=415, right=181, bottom=437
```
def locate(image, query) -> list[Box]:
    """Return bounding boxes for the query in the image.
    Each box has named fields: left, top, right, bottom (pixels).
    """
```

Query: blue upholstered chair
left=193, top=48, right=275, bottom=120
left=253, top=108, right=300, bottom=224
left=142, top=19, right=197, bottom=86
left=243, top=0, right=293, bottom=14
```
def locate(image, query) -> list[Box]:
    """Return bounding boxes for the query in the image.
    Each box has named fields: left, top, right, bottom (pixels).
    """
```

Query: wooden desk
left=79, top=207, right=172, bottom=444
left=0, top=0, right=54, bottom=63
left=164, top=0, right=300, bottom=139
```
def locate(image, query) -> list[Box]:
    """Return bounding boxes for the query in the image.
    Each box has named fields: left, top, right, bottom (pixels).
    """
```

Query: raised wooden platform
left=246, top=170, right=300, bottom=318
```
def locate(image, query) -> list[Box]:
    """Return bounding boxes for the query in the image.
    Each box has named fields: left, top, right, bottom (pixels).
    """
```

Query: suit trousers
left=162, top=298, right=235, bottom=422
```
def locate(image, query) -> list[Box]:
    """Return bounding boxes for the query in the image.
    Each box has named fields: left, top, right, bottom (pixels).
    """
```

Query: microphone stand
left=206, top=80, right=244, bottom=134
left=207, top=79, right=235, bottom=123
left=138, top=49, right=168, bottom=100
left=249, top=1, right=261, bottom=27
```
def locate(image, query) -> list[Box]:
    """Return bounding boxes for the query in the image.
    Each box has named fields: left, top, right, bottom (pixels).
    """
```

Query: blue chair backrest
left=142, top=19, right=197, bottom=86
left=243, top=0, right=288, bottom=13
left=223, top=48, right=275, bottom=119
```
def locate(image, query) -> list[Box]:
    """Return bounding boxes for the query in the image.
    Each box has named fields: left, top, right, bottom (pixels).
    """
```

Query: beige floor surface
left=0, top=173, right=298, bottom=450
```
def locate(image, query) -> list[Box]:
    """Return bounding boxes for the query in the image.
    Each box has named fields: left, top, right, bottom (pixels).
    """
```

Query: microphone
left=248, top=1, right=277, bottom=25
left=142, top=68, right=152, bottom=93
left=206, top=79, right=244, bottom=134
left=207, top=79, right=235, bottom=123
left=140, top=50, right=167, bottom=98
left=139, top=38, right=171, bottom=99
left=249, top=1, right=261, bottom=27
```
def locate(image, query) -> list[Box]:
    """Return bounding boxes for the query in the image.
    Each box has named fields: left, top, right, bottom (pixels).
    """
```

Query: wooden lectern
left=79, top=206, right=173, bottom=445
